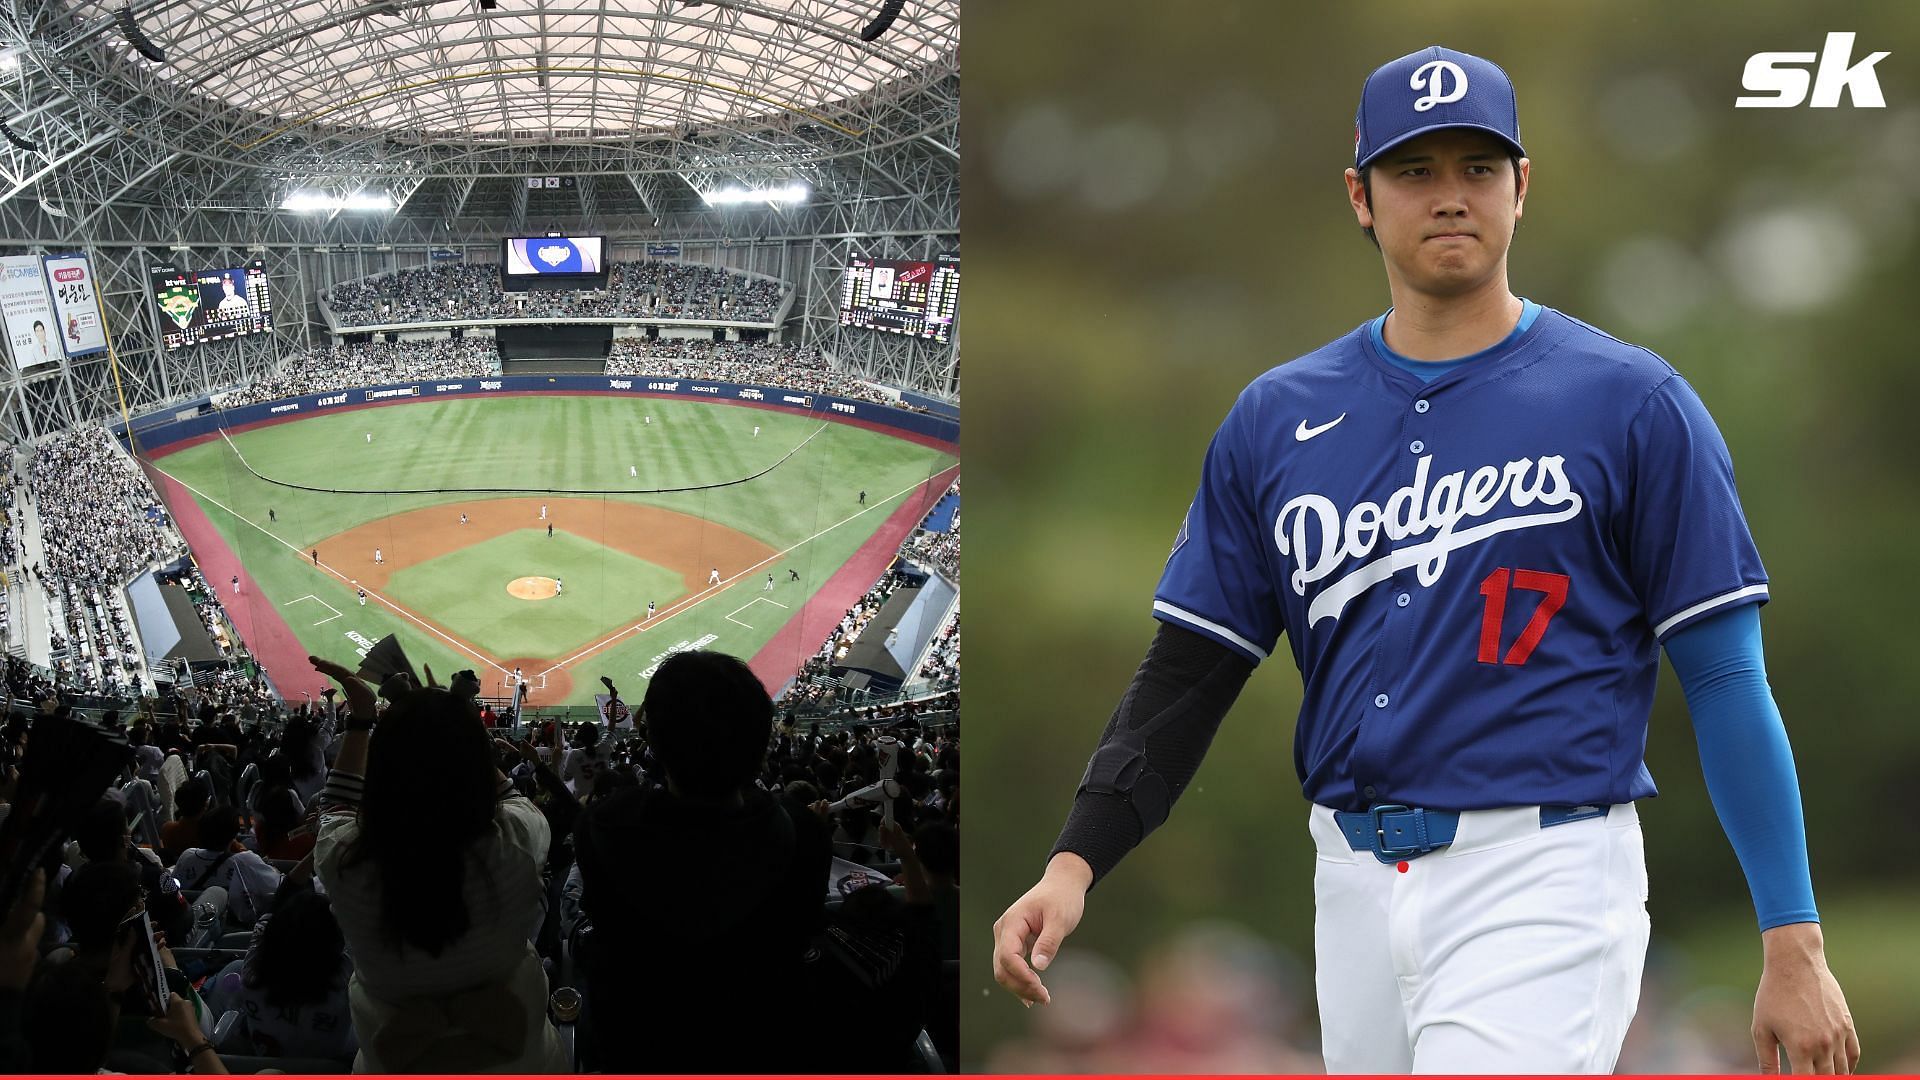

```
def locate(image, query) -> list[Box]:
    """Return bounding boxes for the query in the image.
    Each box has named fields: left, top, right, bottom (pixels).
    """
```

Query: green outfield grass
left=151, top=395, right=955, bottom=703
left=382, top=528, right=685, bottom=659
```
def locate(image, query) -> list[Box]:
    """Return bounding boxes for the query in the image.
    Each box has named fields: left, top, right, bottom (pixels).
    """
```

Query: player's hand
left=1753, top=922, right=1860, bottom=1073
left=992, top=851, right=1091, bottom=1007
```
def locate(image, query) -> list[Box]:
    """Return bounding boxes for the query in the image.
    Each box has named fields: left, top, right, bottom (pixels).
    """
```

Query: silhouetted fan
left=0, top=714, right=131, bottom=913
left=355, top=634, right=417, bottom=697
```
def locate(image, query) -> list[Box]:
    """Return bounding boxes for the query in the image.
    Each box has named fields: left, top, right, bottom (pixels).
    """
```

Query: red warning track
left=144, top=465, right=332, bottom=701
left=747, top=464, right=960, bottom=696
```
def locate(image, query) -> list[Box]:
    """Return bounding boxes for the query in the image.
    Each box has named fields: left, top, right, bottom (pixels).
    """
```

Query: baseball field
left=138, top=393, right=958, bottom=705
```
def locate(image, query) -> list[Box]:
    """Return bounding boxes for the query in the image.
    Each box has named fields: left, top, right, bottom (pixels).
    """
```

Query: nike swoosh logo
left=1295, top=413, right=1347, bottom=442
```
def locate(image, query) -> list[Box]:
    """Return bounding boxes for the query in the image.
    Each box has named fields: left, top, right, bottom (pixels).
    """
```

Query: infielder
left=373, top=547, right=382, bottom=564
left=646, top=600, right=656, bottom=620
left=708, top=567, right=721, bottom=586
left=991, top=46, right=1857, bottom=1075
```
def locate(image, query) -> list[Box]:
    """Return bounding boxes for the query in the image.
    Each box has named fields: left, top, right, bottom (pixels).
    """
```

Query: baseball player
left=357, top=588, right=366, bottom=607
left=541, top=504, right=548, bottom=520
left=858, top=490, right=866, bottom=506
left=365, top=432, right=372, bottom=444
left=547, top=522, right=554, bottom=539
left=630, top=464, right=638, bottom=477
left=230, top=574, right=239, bottom=595
left=311, top=549, right=319, bottom=565
left=708, top=567, right=721, bottom=586
left=753, top=425, right=761, bottom=437
left=460, top=512, right=468, bottom=525
left=646, top=600, right=656, bottom=620
left=268, top=508, right=276, bottom=523
left=991, top=46, right=1858, bottom=1075
left=555, top=577, right=563, bottom=597
left=764, top=573, right=774, bottom=591
left=373, top=547, right=382, bottom=564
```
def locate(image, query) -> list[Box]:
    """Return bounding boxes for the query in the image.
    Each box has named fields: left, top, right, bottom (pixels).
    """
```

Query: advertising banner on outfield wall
left=41, top=253, right=108, bottom=358
left=0, top=255, right=60, bottom=370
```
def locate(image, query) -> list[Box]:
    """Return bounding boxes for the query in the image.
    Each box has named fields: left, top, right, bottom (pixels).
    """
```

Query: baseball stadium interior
left=0, top=0, right=959, bottom=1073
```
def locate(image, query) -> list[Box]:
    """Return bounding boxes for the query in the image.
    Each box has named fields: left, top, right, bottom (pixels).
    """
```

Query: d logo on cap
left=1410, top=60, right=1469, bottom=112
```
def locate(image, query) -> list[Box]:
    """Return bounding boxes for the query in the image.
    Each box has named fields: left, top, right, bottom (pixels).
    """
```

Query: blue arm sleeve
left=1661, top=603, right=1818, bottom=931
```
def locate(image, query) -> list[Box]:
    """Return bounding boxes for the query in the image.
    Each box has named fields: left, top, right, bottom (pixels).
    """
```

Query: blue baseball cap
left=1354, top=46, right=1524, bottom=169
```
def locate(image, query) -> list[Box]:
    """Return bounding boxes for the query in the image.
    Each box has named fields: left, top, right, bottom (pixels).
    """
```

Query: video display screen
left=839, top=252, right=958, bottom=343
left=150, top=260, right=273, bottom=350
left=502, top=236, right=606, bottom=276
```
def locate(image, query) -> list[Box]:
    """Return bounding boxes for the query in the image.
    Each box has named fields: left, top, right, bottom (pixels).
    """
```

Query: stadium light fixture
left=280, top=190, right=396, bottom=212
left=701, top=183, right=808, bottom=206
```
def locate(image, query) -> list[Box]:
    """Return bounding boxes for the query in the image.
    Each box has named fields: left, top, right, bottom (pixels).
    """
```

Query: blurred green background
left=961, top=0, right=1920, bottom=1071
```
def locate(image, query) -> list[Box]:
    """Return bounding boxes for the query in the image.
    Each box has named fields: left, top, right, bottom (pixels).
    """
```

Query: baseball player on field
left=992, top=46, right=1858, bottom=1074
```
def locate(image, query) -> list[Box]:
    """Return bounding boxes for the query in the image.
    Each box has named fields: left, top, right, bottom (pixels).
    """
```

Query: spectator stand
left=317, top=260, right=795, bottom=333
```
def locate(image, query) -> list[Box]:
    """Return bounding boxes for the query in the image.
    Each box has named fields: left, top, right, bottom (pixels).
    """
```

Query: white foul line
left=724, top=596, right=791, bottom=628
left=150, top=466, right=510, bottom=676
left=289, top=594, right=344, bottom=626
left=537, top=470, right=949, bottom=677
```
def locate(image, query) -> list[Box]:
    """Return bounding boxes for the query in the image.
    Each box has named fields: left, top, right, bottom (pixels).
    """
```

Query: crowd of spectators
left=216, top=340, right=495, bottom=409
left=916, top=613, right=959, bottom=691
left=322, top=262, right=788, bottom=327
left=607, top=339, right=933, bottom=413
left=210, top=336, right=934, bottom=418
left=781, top=569, right=910, bottom=712
left=22, top=429, right=184, bottom=698
left=0, top=642, right=958, bottom=1072
left=27, top=428, right=178, bottom=589
left=904, top=523, right=960, bottom=582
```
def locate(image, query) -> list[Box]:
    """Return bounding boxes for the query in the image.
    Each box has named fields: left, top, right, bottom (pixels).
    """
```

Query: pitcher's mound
left=508, top=576, right=559, bottom=600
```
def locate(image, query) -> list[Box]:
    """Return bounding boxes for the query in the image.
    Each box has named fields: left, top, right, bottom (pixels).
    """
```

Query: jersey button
left=1374, top=693, right=1390, bottom=708
left=1409, top=440, right=1425, bottom=454
left=1364, top=785, right=1378, bottom=800
left=1397, top=593, right=1410, bottom=607
left=1414, top=399, right=1430, bottom=413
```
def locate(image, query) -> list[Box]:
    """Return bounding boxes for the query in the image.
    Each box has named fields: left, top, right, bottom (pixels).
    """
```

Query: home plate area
left=724, top=596, right=788, bottom=628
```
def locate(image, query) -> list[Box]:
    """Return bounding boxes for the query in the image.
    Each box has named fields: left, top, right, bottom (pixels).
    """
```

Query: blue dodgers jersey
left=1155, top=306, right=1768, bottom=812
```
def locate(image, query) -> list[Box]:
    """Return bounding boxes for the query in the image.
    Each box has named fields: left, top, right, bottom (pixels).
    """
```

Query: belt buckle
left=1368, top=803, right=1421, bottom=864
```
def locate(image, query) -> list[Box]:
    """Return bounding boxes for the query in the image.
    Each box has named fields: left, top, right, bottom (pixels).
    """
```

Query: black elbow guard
left=1079, top=740, right=1173, bottom=835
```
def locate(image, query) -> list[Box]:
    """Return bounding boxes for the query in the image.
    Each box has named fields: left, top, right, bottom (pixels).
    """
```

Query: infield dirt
left=310, top=495, right=777, bottom=703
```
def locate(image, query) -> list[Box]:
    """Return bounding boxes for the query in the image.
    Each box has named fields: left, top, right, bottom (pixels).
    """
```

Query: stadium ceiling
left=0, top=0, right=959, bottom=227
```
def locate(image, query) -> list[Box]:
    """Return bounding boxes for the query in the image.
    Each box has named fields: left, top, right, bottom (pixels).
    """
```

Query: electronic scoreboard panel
left=838, top=252, right=958, bottom=343
left=151, top=259, right=273, bottom=350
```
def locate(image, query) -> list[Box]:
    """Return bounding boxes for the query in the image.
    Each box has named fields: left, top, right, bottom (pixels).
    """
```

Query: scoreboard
left=839, top=252, right=958, bottom=343
left=151, top=260, right=273, bottom=350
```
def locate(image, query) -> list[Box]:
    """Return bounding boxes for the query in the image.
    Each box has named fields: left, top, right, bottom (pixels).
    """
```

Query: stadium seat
left=184, top=885, right=229, bottom=948
left=236, top=762, right=258, bottom=808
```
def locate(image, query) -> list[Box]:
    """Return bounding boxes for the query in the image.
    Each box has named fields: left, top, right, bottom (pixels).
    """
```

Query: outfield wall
left=114, top=374, right=960, bottom=454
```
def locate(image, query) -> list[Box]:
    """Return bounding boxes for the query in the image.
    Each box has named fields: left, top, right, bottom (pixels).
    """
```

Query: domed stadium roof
left=3, top=0, right=958, bottom=218
left=57, top=0, right=957, bottom=142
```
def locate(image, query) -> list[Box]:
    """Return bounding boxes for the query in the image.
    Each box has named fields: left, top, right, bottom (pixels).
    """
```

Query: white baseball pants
left=1309, top=802, right=1651, bottom=1073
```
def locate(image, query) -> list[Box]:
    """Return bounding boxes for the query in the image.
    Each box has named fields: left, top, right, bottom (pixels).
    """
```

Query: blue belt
left=1335, top=803, right=1609, bottom=865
